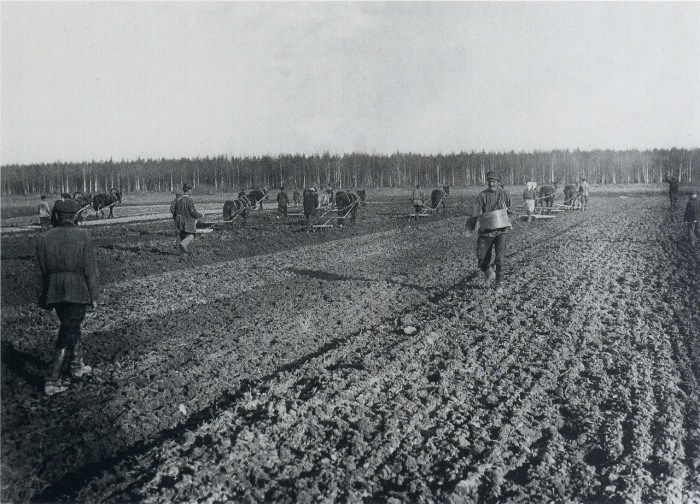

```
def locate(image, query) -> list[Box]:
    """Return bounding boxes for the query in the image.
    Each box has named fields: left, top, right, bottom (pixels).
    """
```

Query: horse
left=224, top=188, right=268, bottom=227
left=563, top=183, right=578, bottom=207
left=430, top=186, right=450, bottom=215
left=538, top=182, right=557, bottom=214
left=92, top=188, right=122, bottom=218
left=246, top=188, right=269, bottom=210
left=223, top=194, right=253, bottom=228
left=334, top=190, right=367, bottom=226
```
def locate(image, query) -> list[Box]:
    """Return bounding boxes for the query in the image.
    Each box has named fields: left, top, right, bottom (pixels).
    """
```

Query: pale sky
left=1, top=1, right=699, bottom=165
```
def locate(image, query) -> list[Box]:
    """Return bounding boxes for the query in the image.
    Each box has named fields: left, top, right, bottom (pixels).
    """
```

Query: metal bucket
left=478, top=208, right=511, bottom=231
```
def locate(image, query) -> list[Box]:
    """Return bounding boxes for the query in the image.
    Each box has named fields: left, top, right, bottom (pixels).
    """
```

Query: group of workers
left=33, top=175, right=698, bottom=396
left=521, top=180, right=591, bottom=221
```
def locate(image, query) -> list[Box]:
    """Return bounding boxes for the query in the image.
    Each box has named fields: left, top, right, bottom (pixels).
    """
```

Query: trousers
left=477, top=233, right=507, bottom=283
left=51, top=303, right=87, bottom=380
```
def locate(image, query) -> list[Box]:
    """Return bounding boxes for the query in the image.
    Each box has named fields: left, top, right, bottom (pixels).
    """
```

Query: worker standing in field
left=412, top=184, right=425, bottom=215
left=38, top=195, right=52, bottom=230
left=37, top=198, right=100, bottom=396
left=682, top=191, right=700, bottom=245
left=293, top=188, right=301, bottom=206
left=303, top=187, right=319, bottom=231
left=522, top=182, right=538, bottom=222
left=277, top=187, right=289, bottom=219
left=579, top=179, right=591, bottom=211
left=169, top=193, right=182, bottom=249
left=472, top=171, right=512, bottom=294
left=172, top=183, right=203, bottom=258
left=666, top=175, right=680, bottom=211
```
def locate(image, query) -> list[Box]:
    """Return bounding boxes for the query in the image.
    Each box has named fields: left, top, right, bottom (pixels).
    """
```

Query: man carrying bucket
left=472, top=171, right=512, bottom=293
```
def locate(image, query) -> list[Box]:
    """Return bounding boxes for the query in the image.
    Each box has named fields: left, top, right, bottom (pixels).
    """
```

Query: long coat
left=684, top=197, right=700, bottom=223
left=303, top=190, right=319, bottom=219
left=36, top=223, right=100, bottom=307
left=172, top=194, right=203, bottom=234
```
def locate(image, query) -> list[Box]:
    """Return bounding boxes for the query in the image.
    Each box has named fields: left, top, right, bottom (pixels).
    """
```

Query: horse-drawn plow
left=408, top=205, right=438, bottom=220
left=310, top=198, right=361, bottom=231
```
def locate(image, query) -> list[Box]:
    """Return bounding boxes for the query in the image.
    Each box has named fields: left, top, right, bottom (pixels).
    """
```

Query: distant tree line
left=1, top=148, right=698, bottom=196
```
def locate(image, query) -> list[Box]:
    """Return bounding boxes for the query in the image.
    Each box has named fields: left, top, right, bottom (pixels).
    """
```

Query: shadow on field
left=1, top=340, right=47, bottom=389
left=288, top=267, right=429, bottom=292
left=100, top=244, right=177, bottom=256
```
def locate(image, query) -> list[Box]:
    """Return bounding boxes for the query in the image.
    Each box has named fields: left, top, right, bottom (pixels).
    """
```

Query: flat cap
left=486, top=171, right=501, bottom=182
left=54, top=199, right=83, bottom=214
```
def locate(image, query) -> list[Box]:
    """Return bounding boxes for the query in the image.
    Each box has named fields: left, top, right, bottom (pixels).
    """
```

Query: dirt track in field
left=2, top=190, right=700, bottom=503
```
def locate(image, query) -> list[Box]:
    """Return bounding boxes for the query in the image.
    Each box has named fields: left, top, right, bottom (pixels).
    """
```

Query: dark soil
left=2, top=189, right=699, bottom=503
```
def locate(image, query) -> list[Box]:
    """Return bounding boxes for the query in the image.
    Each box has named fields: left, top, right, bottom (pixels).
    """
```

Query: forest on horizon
left=1, top=148, right=698, bottom=196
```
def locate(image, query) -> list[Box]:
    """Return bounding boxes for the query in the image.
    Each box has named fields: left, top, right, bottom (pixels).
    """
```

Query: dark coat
left=277, top=191, right=289, bottom=206
left=36, top=223, right=100, bottom=307
left=173, top=194, right=203, bottom=234
left=684, top=198, right=700, bottom=223
left=303, top=190, right=319, bottom=218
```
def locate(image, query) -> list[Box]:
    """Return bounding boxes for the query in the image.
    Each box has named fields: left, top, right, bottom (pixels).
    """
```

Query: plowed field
left=2, top=187, right=699, bottom=503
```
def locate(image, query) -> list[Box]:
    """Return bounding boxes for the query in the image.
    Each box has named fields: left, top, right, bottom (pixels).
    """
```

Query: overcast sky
left=1, top=1, right=699, bottom=165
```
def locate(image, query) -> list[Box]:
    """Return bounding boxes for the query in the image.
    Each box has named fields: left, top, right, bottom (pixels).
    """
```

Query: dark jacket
left=277, top=191, right=289, bottom=206
left=684, top=197, right=700, bottom=223
left=474, top=187, right=511, bottom=215
left=36, top=223, right=99, bottom=307
left=303, top=191, right=319, bottom=217
left=173, top=194, right=203, bottom=234
left=668, top=178, right=679, bottom=194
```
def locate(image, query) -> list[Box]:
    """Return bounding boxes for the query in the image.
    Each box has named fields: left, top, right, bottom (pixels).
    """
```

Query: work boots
left=71, top=341, right=92, bottom=378
left=482, top=266, right=496, bottom=289
left=495, top=266, right=504, bottom=294
left=45, top=348, right=69, bottom=396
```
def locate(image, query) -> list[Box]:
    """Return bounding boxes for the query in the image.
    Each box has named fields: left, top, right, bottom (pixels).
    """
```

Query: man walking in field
left=412, top=184, right=425, bottom=215
left=472, top=171, right=512, bottom=294
left=579, top=178, right=591, bottom=211
left=666, top=175, right=679, bottom=211
left=522, top=182, right=538, bottom=221
left=38, top=195, right=52, bottom=230
left=37, top=198, right=100, bottom=396
left=172, top=183, right=203, bottom=258
left=683, top=191, right=700, bottom=245
left=303, top=187, right=319, bottom=231
left=277, top=187, right=289, bottom=219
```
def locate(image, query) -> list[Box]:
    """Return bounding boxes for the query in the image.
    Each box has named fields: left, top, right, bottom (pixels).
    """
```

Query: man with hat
left=51, top=192, right=74, bottom=227
left=38, top=195, right=52, bottom=230
left=36, top=198, right=100, bottom=396
left=472, top=171, right=512, bottom=293
left=172, top=183, right=203, bottom=257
